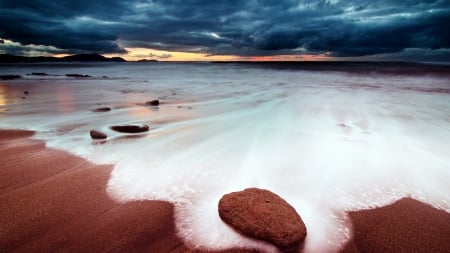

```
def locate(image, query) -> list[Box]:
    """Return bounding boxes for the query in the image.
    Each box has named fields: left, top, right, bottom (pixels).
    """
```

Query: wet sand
left=1, top=130, right=449, bottom=252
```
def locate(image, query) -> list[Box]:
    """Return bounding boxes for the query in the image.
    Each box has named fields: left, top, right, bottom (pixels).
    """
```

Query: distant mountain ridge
left=0, top=54, right=126, bottom=63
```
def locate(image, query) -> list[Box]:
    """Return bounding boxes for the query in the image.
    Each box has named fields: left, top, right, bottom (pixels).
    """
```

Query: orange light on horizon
left=0, top=85, right=7, bottom=113
left=105, top=47, right=241, bottom=62
left=104, top=47, right=333, bottom=62
left=52, top=53, right=71, bottom=58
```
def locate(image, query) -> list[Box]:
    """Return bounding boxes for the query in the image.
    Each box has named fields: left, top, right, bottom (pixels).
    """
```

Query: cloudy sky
left=0, top=0, right=449, bottom=61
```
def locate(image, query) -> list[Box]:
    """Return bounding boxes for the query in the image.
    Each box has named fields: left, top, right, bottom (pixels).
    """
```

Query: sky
left=0, top=0, right=449, bottom=61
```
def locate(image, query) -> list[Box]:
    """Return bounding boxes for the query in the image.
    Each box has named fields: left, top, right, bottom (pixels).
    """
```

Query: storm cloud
left=0, top=0, right=449, bottom=59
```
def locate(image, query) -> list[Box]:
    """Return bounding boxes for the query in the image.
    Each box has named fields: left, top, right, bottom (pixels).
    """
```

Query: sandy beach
left=0, top=130, right=190, bottom=252
left=1, top=129, right=449, bottom=253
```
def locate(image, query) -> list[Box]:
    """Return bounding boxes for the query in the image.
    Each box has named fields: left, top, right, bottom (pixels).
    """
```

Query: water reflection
left=0, top=84, right=8, bottom=113
left=56, top=86, right=76, bottom=113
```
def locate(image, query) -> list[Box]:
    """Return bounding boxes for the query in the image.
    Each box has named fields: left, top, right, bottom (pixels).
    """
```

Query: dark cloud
left=0, top=0, right=128, bottom=54
left=0, top=43, right=56, bottom=56
left=0, top=0, right=449, bottom=60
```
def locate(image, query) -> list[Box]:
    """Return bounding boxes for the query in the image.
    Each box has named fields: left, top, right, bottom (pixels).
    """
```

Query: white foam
left=1, top=63, right=450, bottom=252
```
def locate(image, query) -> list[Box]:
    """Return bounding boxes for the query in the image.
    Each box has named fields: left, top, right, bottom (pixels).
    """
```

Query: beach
left=1, top=62, right=450, bottom=252
left=0, top=130, right=186, bottom=252
left=2, top=0, right=450, bottom=250
left=1, top=129, right=449, bottom=252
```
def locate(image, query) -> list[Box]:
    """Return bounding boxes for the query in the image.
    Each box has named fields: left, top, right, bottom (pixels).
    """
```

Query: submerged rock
left=65, top=74, right=92, bottom=78
left=90, top=130, right=107, bottom=139
left=0, top=75, right=21, bottom=80
left=218, top=188, right=307, bottom=251
left=30, top=72, right=49, bottom=76
left=145, top=100, right=160, bottom=106
left=110, top=124, right=149, bottom=133
left=92, top=107, right=111, bottom=112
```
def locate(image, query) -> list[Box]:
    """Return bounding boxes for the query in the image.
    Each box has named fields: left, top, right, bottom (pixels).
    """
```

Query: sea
left=1, top=62, right=449, bottom=252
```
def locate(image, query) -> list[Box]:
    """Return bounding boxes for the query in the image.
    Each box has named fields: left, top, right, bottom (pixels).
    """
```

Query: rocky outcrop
left=90, top=130, right=107, bottom=139
left=92, top=107, right=111, bottom=112
left=65, top=74, right=92, bottom=78
left=218, top=188, right=307, bottom=251
left=30, top=72, right=49, bottom=76
left=110, top=124, right=149, bottom=133
left=0, top=75, right=21, bottom=80
left=145, top=100, right=160, bottom=106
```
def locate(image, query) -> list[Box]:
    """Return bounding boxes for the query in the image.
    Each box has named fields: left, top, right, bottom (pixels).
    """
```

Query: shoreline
left=1, top=129, right=449, bottom=252
left=0, top=130, right=188, bottom=253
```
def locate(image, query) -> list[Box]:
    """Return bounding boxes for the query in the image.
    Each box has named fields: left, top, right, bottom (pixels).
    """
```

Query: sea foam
left=1, top=63, right=449, bottom=252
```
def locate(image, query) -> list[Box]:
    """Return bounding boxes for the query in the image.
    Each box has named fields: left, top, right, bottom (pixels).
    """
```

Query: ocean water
left=1, top=62, right=450, bottom=252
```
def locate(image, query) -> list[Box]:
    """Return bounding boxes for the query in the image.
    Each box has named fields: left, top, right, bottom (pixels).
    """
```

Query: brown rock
left=90, top=130, right=107, bottom=139
left=218, top=188, right=307, bottom=251
left=92, top=107, right=111, bottom=112
left=110, top=124, right=149, bottom=133
left=145, top=100, right=159, bottom=106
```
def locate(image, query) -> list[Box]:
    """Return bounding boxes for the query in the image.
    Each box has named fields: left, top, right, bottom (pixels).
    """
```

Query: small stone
left=92, top=107, right=111, bottom=112
left=219, top=188, right=307, bottom=251
left=90, top=130, right=107, bottom=139
left=145, top=100, right=159, bottom=106
left=110, top=124, right=149, bottom=133
left=336, top=123, right=349, bottom=128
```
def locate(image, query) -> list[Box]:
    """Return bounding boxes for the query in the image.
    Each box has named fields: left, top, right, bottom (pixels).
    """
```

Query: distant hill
left=61, top=54, right=126, bottom=62
left=0, top=54, right=126, bottom=63
left=137, top=59, right=158, bottom=62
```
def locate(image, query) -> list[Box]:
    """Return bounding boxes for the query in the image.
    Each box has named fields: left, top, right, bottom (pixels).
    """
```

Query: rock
left=90, top=130, right=107, bottom=139
left=0, top=75, right=21, bottom=80
left=65, top=74, right=92, bottom=78
left=31, top=72, right=48, bottom=76
left=24, top=91, right=29, bottom=95
left=92, top=107, right=111, bottom=112
left=336, top=123, right=350, bottom=128
left=145, top=100, right=160, bottom=106
left=218, top=188, right=307, bottom=251
left=110, top=124, right=149, bottom=133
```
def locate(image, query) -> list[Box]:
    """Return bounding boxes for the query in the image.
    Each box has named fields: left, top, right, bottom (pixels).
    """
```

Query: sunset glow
left=103, top=48, right=334, bottom=62
left=0, top=1, right=449, bottom=62
left=104, top=48, right=241, bottom=62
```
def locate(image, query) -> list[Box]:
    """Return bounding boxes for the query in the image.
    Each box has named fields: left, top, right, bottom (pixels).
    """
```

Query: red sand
left=1, top=130, right=449, bottom=253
